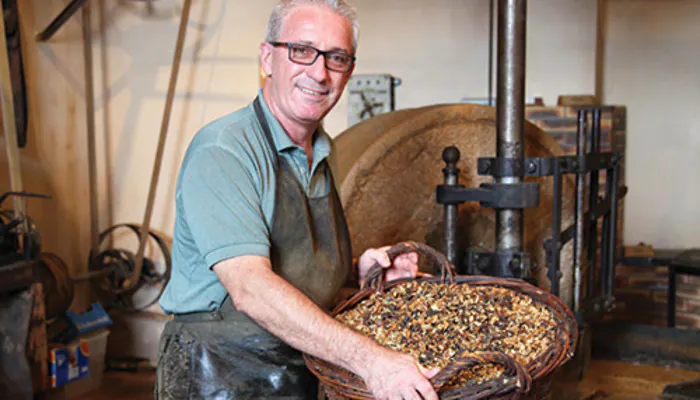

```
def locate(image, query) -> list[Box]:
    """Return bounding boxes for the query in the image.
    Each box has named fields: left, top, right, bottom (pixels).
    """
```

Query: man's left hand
left=357, top=247, right=419, bottom=285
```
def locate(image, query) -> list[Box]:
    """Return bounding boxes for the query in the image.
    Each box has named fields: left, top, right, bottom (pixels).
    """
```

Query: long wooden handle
left=82, top=3, right=100, bottom=262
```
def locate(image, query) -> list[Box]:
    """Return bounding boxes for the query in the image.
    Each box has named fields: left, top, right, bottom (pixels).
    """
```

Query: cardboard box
left=49, top=340, right=89, bottom=389
left=45, top=328, right=111, bottom=399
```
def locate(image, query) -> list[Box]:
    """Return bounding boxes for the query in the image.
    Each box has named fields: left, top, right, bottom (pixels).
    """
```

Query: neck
left=262, top=86, right=317, bottom=163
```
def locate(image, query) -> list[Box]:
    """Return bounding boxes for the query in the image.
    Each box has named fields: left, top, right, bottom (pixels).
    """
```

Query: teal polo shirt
left=159, top=91, right=334, bottom=314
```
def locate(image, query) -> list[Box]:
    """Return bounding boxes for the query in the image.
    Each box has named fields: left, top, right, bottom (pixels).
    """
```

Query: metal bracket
left=436, top=182, right=539, bottom=209
left=478, top=153, right=622, bottom=178
left=464, top=248, right=531, bottom=278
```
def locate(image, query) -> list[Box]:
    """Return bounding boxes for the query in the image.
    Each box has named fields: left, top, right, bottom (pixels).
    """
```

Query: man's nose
left=306, top=54, right=330, bottom=82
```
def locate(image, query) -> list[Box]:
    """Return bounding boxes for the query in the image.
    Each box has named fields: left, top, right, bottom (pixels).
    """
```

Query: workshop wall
left=603, top=0, right=700, bottom=249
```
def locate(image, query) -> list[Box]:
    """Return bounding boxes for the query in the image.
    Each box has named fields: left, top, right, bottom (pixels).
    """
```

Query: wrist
left=341, top=332, right=383, bottom=376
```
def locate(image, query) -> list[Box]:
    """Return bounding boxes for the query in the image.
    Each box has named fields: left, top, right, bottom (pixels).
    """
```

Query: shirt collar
left=257, top=90, right=331, bottom=161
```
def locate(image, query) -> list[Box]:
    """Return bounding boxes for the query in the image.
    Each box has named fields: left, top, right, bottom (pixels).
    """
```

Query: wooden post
left=0, top=1, right=26, bottom=218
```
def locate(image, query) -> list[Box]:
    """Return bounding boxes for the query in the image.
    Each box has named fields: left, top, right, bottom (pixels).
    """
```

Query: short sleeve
left=180, top=145, right=270, bottom=268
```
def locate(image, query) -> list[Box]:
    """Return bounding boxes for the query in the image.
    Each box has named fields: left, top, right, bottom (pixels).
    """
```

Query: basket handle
left=432, top=351, right=532, bottom=399
left=360, top=241, right=456, bottom=292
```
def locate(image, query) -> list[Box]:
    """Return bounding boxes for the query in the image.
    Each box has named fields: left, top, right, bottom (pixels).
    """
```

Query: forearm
left=214, top=256, right=381, bottom=374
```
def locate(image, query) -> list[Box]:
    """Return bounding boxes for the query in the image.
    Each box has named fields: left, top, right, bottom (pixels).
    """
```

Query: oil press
left=435, top=0, right=625, bottom=322
left=334, top=0, right=628, bottom=388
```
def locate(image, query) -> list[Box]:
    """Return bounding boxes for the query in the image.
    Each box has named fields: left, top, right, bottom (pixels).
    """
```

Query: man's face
left=261, top=4, right=355, bottom=126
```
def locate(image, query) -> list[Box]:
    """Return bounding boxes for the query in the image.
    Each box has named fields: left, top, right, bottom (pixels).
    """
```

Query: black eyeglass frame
left=268, top=41, right=356, bottom=73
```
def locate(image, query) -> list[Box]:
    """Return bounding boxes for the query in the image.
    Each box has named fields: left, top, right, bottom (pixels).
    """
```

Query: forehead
left=280, top=4, right=353, bottom=52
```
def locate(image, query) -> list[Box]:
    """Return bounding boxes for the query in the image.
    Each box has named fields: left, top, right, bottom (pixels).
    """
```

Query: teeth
left=300, top=87, right=323, bottom=96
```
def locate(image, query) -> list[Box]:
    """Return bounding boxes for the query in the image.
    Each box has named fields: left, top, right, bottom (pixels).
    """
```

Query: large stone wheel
left=335, top=104, right=576, bottom=305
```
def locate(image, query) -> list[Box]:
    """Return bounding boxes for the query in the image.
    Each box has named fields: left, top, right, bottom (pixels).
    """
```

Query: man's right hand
left=358, top=347, right=440, bottom=400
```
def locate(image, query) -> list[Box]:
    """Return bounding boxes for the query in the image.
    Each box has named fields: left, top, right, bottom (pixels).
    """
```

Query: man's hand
left=359, top=347, right=440, bottom=400
left=358, top=246, right=419, bottom=284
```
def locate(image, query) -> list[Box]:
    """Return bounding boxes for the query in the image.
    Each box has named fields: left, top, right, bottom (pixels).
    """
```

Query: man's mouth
left=299, top=86, right=328, bottom=97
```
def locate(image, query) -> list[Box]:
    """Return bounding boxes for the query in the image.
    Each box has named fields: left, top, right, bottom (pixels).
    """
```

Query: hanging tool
left=80, top=2, right=101, bottom=264
left=72, top=0, right=192, bottom=310
left=125, top=0, right=191, bottom=292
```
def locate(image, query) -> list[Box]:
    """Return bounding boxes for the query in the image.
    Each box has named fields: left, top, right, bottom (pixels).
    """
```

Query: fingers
left=362, top=249, right=417, bottom=270
left=358, top=247, right=392, bottom=282
left=408, top=364, right=439, bottom=400
left=385, top=264, right=418, bottom=282
left=385, top=252, right=420, bottom=282
left=366, top=247, right=392, bottom=267
left=415, top=380, right=439, bottom=400
left=415, top=382, right=438, bottom=400
left=418, top=365, right=442, bottom=380
left=398, top=388, right=423, bottom=400
left=363, top=352, right=439, bottom=400
left=390, top=380, right=436, bottom=400
left=360, top=249, right=422, bottom=283
left=393, top=252, right=418, bottom=269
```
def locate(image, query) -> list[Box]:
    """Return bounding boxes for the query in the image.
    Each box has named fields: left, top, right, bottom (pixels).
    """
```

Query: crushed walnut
left=336, top=281, right=557, bottom=387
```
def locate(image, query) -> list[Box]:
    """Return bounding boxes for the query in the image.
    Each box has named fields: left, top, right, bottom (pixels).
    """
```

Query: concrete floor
left=69, top=360, right=700, bottom=399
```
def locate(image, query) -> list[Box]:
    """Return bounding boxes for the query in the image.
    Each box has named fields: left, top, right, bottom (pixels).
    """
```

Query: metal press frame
left=437, top=0, right=627, bottom=323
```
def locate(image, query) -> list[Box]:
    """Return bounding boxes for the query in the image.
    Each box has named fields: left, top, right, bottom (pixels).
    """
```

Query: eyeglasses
left=268, top=42, right=355, bottom=73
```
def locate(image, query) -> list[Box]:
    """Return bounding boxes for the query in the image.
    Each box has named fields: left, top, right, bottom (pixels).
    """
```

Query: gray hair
left=265, top=0, right=360, bottom=53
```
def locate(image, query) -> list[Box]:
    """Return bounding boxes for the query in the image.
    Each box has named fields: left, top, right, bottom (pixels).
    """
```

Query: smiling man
left=155, top=1, right=439, bottom=399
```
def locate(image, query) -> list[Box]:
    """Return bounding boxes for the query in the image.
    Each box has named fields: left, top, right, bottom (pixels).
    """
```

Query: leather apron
left=155, top=97, right=353, bottom=399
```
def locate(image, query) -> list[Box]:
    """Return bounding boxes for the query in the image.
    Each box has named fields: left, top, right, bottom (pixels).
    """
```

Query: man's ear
left=259, top=42, right=273, bottom=77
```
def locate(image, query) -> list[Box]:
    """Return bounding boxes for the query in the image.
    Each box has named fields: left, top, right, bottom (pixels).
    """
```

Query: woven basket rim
left=305, top=273, right=578, bottom=399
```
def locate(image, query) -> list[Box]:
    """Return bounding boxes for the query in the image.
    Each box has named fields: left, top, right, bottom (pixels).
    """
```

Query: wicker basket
left=304, top=242, right=578, bottom=399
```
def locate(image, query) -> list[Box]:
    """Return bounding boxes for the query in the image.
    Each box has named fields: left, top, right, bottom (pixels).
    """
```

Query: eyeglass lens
left=288, top=44, right=352, bottom=72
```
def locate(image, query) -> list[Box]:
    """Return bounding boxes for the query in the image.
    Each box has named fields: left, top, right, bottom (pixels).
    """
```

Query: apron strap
left=253, top=95, right=336, bottom=182
left=253, top=96, right=279, bottom=164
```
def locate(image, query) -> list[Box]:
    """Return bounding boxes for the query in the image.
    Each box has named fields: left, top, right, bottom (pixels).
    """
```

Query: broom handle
left=127, top=0, right=192, bottom=290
